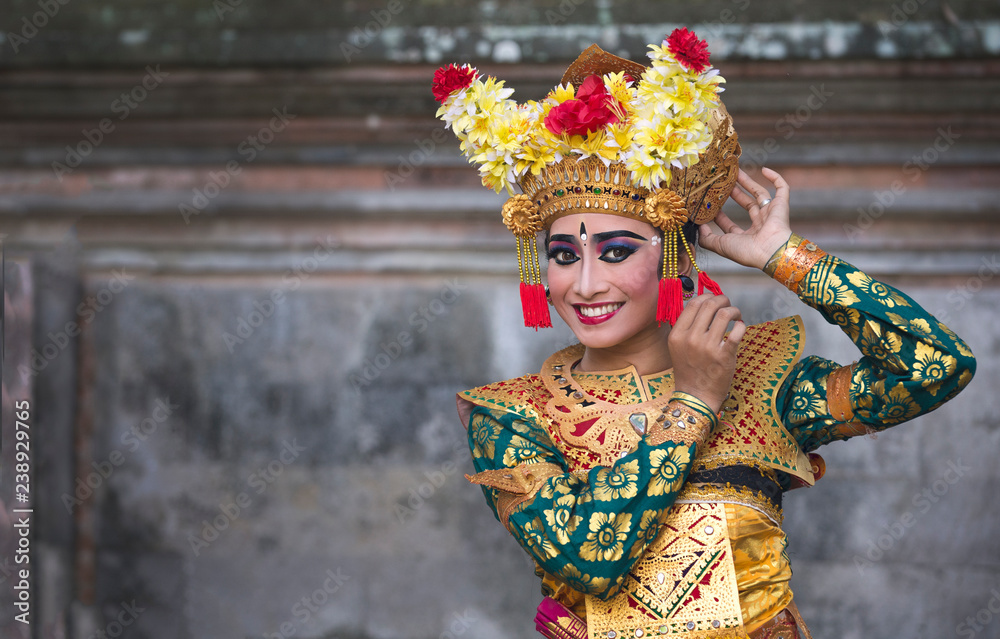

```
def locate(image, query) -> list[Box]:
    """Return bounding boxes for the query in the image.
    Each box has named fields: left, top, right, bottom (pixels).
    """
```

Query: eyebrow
left=548, top=234, right=577, bottom=246
left=593, top=230, right=648, bottom=243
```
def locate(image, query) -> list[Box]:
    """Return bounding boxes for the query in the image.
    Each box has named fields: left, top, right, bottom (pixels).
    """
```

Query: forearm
left=468, top=396, right=717, bottom=599
left=765, top=234, right=976, bottom=447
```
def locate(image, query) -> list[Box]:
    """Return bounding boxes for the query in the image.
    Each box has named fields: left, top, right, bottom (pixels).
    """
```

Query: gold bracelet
left=646, top=398, right=716, bottom=446
left=765, top=234, right=828, bottom=293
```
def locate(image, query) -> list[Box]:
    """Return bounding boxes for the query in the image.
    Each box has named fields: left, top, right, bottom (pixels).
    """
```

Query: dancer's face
left=546, top=213, right=668, bottom=350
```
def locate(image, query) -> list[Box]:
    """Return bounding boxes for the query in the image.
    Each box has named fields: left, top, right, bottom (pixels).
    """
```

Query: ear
left=678, top=247, right=693, bottom=277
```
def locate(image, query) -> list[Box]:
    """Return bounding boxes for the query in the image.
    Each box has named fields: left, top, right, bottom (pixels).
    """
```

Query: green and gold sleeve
left=768, top=235, right=976, bottom=452
left=466, top=395, right=714, bottom=600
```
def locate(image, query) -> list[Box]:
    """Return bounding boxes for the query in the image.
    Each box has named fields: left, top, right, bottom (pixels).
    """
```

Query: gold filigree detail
left=501, top=194, right=543, bottom=235
left=585, top=502, right=746, bottom=638
left=644, top=189, right=689, bottom=231
left=466, top=462, right=564, bottom=528
left=680, top=483, right=783, bottom=526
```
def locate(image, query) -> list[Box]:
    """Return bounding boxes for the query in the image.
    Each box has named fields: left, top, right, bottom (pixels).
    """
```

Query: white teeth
left=579, top=303, right=622, bottom=317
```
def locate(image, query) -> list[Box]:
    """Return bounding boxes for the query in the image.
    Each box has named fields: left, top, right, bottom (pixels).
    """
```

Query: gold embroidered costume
left=435, top=27, right=976, bottom=639
left=458, top=244, right=975, bottom=638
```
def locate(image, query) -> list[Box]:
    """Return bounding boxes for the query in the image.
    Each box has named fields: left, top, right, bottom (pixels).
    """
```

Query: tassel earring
left=655, top=225, right=684, bottom=326
left=516, top=235, right=552, bottom=329
left=502, top=195, right=551, bottom=330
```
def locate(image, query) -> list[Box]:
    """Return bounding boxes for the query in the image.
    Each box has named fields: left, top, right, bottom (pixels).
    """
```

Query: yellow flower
left=522, top=517, right=558, bottom=559
left=788, top=379, right=825, bottom=425
left=549, top=83, right=575, bottom=104
left=581, top=512, right=632, bottom=562
left=469, top=412, right=501, bottom=459
left=503, top=435, right=545, bottom=466
left=847, top=271, right=910, bottom=308
left=543, top=494, right=583, bottom=545
left=649, top=446, right=691, bottom=496
left=593, top=460, right=640, bottom=501
left=913, top=342, right=957, bottom=395
left=602, top=71, right=635, bottom=107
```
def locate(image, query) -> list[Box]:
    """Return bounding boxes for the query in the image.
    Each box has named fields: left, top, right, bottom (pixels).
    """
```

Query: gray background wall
left=0, top=1, right=998, bottom=638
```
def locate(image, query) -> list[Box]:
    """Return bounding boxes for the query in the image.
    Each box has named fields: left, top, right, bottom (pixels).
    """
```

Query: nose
left=573, top=254, right=610, bottom=300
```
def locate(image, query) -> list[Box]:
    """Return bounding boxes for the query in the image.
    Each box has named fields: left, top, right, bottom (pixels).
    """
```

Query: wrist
left=764, top=233, right=827, bottom=293
left=645, top=394, right=718, bottom=447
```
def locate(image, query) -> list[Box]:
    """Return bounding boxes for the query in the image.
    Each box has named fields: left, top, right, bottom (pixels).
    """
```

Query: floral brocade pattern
left=460, top=251, right=975, bottom=631
left=780, top=254, right=975, bottom=451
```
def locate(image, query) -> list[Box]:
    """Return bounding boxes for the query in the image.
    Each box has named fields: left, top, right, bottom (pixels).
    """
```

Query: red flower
left=432, top=64, right=478, bottom=104
left=666, top=28, right=710, bottom=73
left=544, top=75, right=622, bottom=137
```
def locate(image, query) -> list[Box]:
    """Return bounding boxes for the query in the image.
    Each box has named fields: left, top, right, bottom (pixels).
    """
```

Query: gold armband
left=466, top=462, right=563, bottom=529
left=826, top=363, right=856, bottom=422
left=645, top=394, right=717, bottom=446
left=765, top=233, right=828, bottom=293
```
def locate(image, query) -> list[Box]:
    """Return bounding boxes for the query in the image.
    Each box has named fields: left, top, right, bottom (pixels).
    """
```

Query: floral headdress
left=433, top=29, right=741, bottom=328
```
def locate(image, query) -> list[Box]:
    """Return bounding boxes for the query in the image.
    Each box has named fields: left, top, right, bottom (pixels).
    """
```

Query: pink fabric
left=534, top=597, right=587, bottom=639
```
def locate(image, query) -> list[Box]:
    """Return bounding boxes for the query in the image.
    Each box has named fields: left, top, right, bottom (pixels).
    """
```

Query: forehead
left=548, top=213, right=656, bottom=237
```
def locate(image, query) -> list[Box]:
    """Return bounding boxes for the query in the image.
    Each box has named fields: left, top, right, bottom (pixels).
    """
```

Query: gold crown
left=513, top=102, right=741, bottom=235
left=433, top=33, right=741, bottom=327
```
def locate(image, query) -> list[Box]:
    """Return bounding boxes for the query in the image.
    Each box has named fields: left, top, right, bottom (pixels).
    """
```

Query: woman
left=435, top=31, right=975, bottom=639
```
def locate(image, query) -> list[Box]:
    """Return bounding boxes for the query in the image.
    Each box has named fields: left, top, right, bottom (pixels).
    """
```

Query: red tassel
left=698, top=271, right=724, bottom=296
left=533, top=283, right=552, bottom=328
left=519, top=283, right=552, bottom=330
left=519, top=282, right=534, bottom=327
left=656, top=277, right=683, bottom=326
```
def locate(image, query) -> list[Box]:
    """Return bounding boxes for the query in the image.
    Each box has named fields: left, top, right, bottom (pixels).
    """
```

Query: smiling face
left=546, top=213, right=689, bottom=353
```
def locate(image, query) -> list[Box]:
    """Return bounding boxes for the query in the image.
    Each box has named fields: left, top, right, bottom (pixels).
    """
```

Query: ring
left=759, top=198, right=772, bottom=207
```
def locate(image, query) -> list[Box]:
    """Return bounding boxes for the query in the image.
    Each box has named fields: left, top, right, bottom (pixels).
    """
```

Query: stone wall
left=1, top=2, right=999, bottom=638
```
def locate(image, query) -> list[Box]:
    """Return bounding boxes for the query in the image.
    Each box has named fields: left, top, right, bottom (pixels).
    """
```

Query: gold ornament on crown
left=432, top=29, right=742, bottom=328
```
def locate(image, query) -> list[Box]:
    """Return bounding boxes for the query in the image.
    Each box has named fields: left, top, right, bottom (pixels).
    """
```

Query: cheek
left=546, top=266, right=574, bottom=297
left=620, top=252, right=661, bottom=298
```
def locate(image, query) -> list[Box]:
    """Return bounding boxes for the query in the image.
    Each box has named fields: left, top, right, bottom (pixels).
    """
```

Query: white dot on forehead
left=579, top=222, right=587, bottom=241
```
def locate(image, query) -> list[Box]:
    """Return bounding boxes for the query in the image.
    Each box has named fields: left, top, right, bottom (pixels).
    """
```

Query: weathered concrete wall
left=1, top=2, right=999, bottom=638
